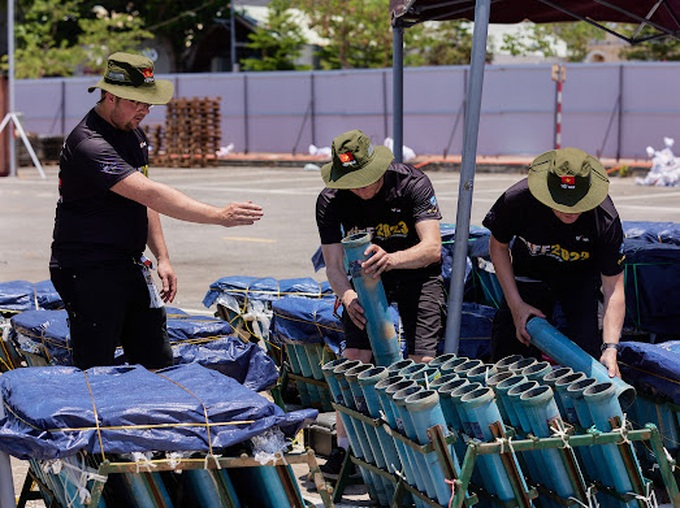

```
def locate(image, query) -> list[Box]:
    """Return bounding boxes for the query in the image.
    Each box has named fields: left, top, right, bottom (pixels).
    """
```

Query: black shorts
left=490, top=277, right=601, bottom=362
left=342, top=275, right=446, bottom=358
left=51, top=261, right=173, bottom=370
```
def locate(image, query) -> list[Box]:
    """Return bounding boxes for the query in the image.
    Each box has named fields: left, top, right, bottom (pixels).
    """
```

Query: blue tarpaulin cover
left=10, top=309, right=278, bottom=391
left=0, top=363, right=317, bottom=461
left=269, top=294, right=494, bottom=360
left=269, top=296, right=346, bottom=355
left=621, top=221, right=680, bottom=336
left=203, top=276, right=333, bottom=308
left=619, top=341, right=680, bottom=405
left=0, top=280, right=62, bottom=313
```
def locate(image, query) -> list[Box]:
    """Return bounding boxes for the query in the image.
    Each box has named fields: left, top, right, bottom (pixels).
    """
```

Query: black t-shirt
left=482, top=178, right=625, bottom=284
left=316, top=162, right=442, bottom=284
left=50, top=108, right=150, bottom=267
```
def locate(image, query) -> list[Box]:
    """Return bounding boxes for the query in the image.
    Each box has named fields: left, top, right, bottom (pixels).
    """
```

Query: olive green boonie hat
left=527, top=147, right=609, bottom=213
left=88, top=52, right=174, bottom=105
left=321, top=130, right=394, bottom=189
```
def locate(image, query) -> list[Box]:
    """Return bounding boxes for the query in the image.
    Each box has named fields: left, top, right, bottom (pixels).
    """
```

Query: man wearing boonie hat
left=50, top=52, right=263, bottom=370
left=315, top=129, right=445, bottom=475
left=483, top=147, right=625, bottom=378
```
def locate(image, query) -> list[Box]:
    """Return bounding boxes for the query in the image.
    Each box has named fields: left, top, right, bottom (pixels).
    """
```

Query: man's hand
left=600, top=349, right=621, bottom=378
left=361, top=244, right=393, bottom=278
left=509, top=301, right=546, bottom=345
left=218, top=201, right=264, bottom=227
left=342, top=289, right=366, bottom=329
left=156, top=258, right=177, bottom=303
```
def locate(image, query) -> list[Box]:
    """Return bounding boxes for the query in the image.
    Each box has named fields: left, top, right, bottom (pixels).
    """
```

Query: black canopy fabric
left=390, top=0, right=680, bottom=44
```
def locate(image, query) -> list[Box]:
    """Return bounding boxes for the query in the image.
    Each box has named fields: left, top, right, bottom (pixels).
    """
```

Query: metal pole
left=7, top=0, right=15, bottom=177
left=443, top=0, right=491, bottom=353
left=391, top=19, right=404, bottom=163
left=0, top=391, right=17, bottom=508
left=616, top=64, right=623, bottom=162
left=230, top=1, right=238, bottom=72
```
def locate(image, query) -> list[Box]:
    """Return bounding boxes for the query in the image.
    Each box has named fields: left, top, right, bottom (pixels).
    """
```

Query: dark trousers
left=51, top=262, right=173, bottom=370
left=490, top=277, right=602, bottom=362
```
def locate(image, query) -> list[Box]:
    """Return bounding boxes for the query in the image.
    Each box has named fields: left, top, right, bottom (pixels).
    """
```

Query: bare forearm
left=146, top=209, right=170, bottom=262
left=602, top=273, right=625, bottom=344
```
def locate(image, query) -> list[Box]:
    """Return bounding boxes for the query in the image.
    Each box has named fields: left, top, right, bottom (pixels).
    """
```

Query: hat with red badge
left=321, top=129, right=394, bottom=189
left=527, top=147, right=609, bottom=213
left=88, top=52, right=174, bottom=105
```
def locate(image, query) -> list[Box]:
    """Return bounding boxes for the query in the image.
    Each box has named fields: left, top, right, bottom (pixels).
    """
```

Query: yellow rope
left=82, top=371, right=106, bottom=462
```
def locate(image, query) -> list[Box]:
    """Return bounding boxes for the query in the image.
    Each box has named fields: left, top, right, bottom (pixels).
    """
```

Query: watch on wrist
left=600, top=342, right=620, bottom=353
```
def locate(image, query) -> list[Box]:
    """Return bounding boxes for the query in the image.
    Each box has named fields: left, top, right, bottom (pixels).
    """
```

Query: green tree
left=500, top=21, right=605, bottom=62
left=241, top=0, right=308, bottom=71
left=10, top=0, right=153, bottom=78
left=620, top=25, right=680, bottom=61
left=298, top=0, right=393, bottom=69
left=405, top=20, right=493, bottom=66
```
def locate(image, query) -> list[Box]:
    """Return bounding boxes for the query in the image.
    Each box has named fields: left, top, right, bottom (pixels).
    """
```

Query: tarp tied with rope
left=0, top=280, right=62, bottom=314
left=9, top=309, right=279, bottom=391
left=389, top=0, right=680, bottom=45
left=0, top=363, right=317, bottom=461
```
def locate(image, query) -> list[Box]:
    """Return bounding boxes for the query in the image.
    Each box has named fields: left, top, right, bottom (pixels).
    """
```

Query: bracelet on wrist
left=600, top=342, right=620, bottom=353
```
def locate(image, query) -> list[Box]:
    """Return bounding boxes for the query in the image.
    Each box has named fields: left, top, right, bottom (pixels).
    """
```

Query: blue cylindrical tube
left=460, top=386, right=528, bottom=502
left=404, top=389, right=461, bottom=506
left=452, top=358, right=485, bottom=378
left=564, top=377, right=603, bottom=484
left=413, top=366, right=441, bottom=388
left=358, top=366, right=402, bottom=472
left=466, top=363, right=490, bottom=385
left=436, top=377, right=471, bottom=432
left=506, top=357, right=538, bottom=376
left=553, top=371, right=586, bottom=426
left=428, top=353, right=458, bottom=370
left=386, top=358, right=414, bottom=374
left=506, top=380, right=540, bottom=436
left=375, top=376, right=419, bottom=489
left=493, top=374, right=529, bottom=430
left=583, top=381, right=644, bottom=506
left=520, top=360, right=553, bottom=382
left=491, top=354, right=525, bottom=374
left=429, top=372, right=460, bottom=391
left=341, top=232, right=402, bottom=366
left=518, top=385, right=587, bottom=500
left=393, top=384, right=432, bottom=496
left=526, top=317, right=636, bottom=407
left=439, top=356, right=469, bottom=375
left=346, top=362, right=395, bottom=503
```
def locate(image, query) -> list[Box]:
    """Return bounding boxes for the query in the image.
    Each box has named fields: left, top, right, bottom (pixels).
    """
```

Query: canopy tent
left=390, top=0, right=680, bottom=40
left=388, top=0, right=680, bottom=353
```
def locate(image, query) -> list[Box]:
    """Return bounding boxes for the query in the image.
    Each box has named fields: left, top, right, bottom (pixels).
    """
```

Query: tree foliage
left=241, top=0, right=308, bottom=71
left=500, top=21, right=605, bottom=62
left=297, top=0, right=393, bottom=69
left=10, top=0, right=153, bottom=78
left=405, top=21, right=493, bottom=66
left=619, top=26, right=680, bottom=61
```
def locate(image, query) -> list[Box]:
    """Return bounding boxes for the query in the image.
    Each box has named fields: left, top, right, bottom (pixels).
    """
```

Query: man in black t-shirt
left=315, top=129, right=445, bottom=475
left=483, top=147, right=624, bottom=378
left=50, top=52, right=263, bottom=370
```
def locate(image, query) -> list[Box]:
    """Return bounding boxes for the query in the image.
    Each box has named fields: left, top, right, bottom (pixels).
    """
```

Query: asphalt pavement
left=2, top=161, right=679, bottom=506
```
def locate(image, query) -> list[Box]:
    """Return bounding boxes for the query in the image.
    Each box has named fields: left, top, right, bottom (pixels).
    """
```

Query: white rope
left=204, top=453, right=222, bottom=469
left=614, top=413, right=631, bottom=444
left=550, top=418, right=572, bottom=449
left=567, top=484, right=600, bottom=508
left=630, top=481, right=659, bottom=508
left=130, top=451, right=157, bottom=473
left=495, top=436, right=515, bottom=455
